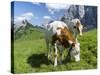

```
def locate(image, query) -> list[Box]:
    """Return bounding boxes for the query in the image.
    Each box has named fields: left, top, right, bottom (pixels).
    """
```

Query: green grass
left=12, top=29, right=97, bottom=73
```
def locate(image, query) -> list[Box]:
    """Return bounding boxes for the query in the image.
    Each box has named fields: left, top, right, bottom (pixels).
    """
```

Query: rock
left=60, top=5, right=97, bottom=30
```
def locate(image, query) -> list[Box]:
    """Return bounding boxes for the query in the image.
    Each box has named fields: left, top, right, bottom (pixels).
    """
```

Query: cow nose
left=75, top=58, right=80, bottom=62
left=79, top=33, right=82, bottom=36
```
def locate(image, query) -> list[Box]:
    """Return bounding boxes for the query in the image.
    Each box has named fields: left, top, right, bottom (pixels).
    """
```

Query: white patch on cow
left=54, top=43, right=58, bottom=67
left=75, top=54, right=80, bottom=62
left=50, top=21, right=68, bottom=34
left=56, top=29, right=61, bottom=35
left=79, top=25, right=83, bottom=36
left=75, top=42, right=80, bottom=61
left=68, top=40, right=73, bottom=44
left=75, top=42, right=80, bottom=51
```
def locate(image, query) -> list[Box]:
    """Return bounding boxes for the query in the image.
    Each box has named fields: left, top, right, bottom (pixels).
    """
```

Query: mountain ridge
left=13, top=19, right=44, bottom=40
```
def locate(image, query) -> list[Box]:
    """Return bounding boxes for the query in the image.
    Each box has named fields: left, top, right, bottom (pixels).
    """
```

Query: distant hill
left=12, top=19, right=45, bottom=40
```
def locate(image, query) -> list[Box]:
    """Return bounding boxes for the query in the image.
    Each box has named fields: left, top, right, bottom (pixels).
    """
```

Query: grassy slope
left=13, top=29, right=97, bottom=73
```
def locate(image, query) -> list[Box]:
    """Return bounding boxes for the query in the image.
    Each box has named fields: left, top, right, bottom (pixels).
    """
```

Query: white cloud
left=22, top=12, right=33, bottom=17
left=43, top=16, right=52, bottom=19
left=14, top=12, right=34, bottom=23
left=48, top=9, right=54, bottom=14
left=32, top=2, right=41, bottom=5
left=15, top=17, right=25, bottom=21
left=46, top=3, right=70, bottom=10
left=46, top=3, right=70, bottom=14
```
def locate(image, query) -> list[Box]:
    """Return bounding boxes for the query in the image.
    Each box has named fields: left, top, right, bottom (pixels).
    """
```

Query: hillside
left=13, top=20, right=45, bottom=40
left=12, top=28, right=97, bottom=73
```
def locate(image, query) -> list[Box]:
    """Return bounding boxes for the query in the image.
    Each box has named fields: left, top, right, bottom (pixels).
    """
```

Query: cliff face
left=61, top=5, right=97, bottom=28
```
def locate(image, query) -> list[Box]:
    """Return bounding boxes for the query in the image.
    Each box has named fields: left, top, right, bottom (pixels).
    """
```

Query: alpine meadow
left=12, top=27, right=97, bottom=73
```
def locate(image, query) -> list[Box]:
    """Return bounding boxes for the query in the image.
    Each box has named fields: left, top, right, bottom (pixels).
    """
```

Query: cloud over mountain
left=46, top=3, right=70, bottom=14
left=43, top=16, right=52, bottom=19
left=14, top=12, right=34, bottom=23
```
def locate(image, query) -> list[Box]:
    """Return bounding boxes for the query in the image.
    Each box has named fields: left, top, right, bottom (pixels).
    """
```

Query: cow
left=63, top=18, right=83, bottom=38
left=44, top=21, right=80, bottom=67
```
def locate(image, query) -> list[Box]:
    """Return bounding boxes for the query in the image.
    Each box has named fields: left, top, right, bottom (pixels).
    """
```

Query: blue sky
left=12, top=1, right=70, bottom=26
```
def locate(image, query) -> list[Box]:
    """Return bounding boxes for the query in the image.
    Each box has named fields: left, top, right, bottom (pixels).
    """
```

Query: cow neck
left=61, top=27, right=76, bottom=44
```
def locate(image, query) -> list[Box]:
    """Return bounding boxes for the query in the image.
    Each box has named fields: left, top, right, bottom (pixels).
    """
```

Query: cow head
left=74, top=20, right=83, bottom=36
left=70, top=42, right=80, bottom=62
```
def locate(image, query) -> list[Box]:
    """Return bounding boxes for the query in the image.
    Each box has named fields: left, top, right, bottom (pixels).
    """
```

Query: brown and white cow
left=44, top=21, right=80, bottom=67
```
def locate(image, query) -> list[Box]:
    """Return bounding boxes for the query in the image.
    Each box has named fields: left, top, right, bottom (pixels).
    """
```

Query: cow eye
left=73, top=26, right=76, bottom=28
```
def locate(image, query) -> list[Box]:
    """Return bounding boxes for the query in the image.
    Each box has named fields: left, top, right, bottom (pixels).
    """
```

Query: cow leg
left=59, top=51, right=62, bottom=64
left=49, top=44, right=52, bottom=60
left=54, top=43, right=58, bottom=67
left=48, top=45, right=52, bottom=59
left=67, top=47, right=72, bottom=61
left=58, top=45, right=64, bottom=64
left=45, top=40, right=52, bottom=60
left=46, top=40, right=50, bottom=59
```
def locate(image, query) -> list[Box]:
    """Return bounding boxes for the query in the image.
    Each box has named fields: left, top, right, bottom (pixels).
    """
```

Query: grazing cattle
left=44, top=21, right=80, bottom=67
left=64, top=18, right=83, bottom=38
